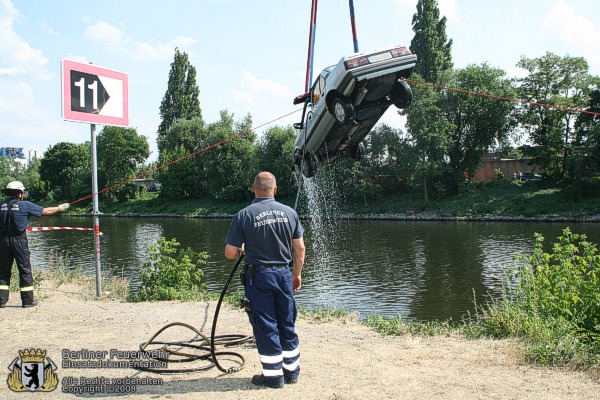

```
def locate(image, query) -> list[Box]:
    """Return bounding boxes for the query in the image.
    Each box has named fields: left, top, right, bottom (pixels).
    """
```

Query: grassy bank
left=65, top=179, right=600, bottom=219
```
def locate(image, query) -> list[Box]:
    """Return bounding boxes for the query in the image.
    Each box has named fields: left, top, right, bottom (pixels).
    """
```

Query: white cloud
left=39, top=21, right=58, bottom=35
left=82, top=19, right=197, bottom=61
left=0, top=80, right=35, bottom=115
left=0, top=0, right=52, bottom=80
left=544, top=0, right=600, bottom=71
left=232, top=89, right=254, bottom=107
left=83, top=19, right=124, bottom=45
left=240, top=70, right=295, bottom=98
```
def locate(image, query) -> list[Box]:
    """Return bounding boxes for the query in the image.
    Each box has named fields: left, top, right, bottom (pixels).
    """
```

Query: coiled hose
left=135, top=254, right=252, bottom=374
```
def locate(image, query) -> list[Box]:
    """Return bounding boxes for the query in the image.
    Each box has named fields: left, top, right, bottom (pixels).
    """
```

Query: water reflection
left=27, top=215, right=600, bottom=321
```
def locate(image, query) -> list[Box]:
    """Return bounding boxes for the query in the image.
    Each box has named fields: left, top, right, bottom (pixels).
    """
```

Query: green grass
left=8, top=260, right=130, bottom=301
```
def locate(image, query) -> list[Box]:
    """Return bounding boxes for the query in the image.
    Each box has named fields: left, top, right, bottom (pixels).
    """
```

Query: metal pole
left=305, top=0, right=318, bottom=93
left=90, top=123, right=102, bottom=297
left=349, top=0, right=359, bottom=53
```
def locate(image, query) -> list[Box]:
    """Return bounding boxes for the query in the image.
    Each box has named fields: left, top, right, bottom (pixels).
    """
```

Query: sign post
left=61, top=60, right=129, bottom=298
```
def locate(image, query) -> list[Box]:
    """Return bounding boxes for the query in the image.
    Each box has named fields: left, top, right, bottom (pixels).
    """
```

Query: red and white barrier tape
left=26, top=226, right=102, bottom=235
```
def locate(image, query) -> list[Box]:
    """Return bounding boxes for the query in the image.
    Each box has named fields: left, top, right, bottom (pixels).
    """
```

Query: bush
left=131, top=237, right=208, bottom=302
left=477, top=228, right=600, bottom=370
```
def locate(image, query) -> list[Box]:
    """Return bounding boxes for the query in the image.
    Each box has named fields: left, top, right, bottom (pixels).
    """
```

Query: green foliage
left=476, top=228, right=600, bottom=368
left=157, top=48, right=203, bottom=154
left=410, top=0, right=453, bottom=83
left=254, top=125, right=297, bottom=197
left=39, top=142, right=91, bottom=201
left=517, top=52, right=597, bottom=181
left=202, top=111, right=256, bottom=202
left=97, top=126, right=150, bottom=203
left=0, top=156, right=50, bottom=201
left=516, top=229, right=600, bottom=336
left=132, top=237, right=208, bottom=302
left=442, top=64, right=516, bottom=194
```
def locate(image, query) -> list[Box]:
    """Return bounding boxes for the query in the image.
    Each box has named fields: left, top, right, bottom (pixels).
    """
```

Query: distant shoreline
left=65, top=212, right=600, bottom=223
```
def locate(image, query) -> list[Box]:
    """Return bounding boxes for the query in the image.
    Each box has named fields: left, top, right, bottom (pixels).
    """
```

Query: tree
left=516, top=52, right=598, bottom=180
left=157, top=118, right=209, bottom=198
left=567, top=88, right=600, bottom=197
left=406, top=0, right=454, bottom=202
left=254, top=126, right=297, bottom=197
left=22, top=157, right=50, bottom=201
left=39, top=142, right=91, bottom=201
left=410, top=0, right=453, bottom=84
left=97, top=126, right=150, bottom=202
left=366, top=124, right=419, bottom=194
left=157, top=48, right=202, bottom=154
left=441, top=64, right=516, bottom=192
left=405, top=72, right=453, bottom=202
left=202, top=111, right=256, bottom=201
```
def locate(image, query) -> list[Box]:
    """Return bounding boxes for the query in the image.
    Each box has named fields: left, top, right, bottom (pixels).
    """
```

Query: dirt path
left=0, top=283, right=597, bottom=400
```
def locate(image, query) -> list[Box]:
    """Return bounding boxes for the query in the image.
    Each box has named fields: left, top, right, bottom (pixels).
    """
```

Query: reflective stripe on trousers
left=244, top=266, right=300, bottom=382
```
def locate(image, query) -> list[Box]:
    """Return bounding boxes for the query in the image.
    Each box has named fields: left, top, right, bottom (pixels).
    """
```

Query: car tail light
left=344, top=56, right=369, bottom=70
left=390, top=47, right=411, bottom=57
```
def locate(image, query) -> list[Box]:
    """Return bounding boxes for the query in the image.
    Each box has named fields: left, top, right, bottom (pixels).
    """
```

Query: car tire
left=331, top=96, right=355, bottom=125
left=350, top=142, right=365, bottom=161
left=392, top=80, right=413, bottom=109
left=301, top=154, right=317, bottom=178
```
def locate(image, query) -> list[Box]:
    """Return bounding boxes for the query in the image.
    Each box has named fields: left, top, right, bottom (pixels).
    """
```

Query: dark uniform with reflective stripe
left=225, top=197, right=304, bottom=386
left=0, top=199, right=43, bottom=306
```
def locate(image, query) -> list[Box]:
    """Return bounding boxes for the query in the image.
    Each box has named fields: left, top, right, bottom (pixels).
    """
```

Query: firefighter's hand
left=292, top=274, right=302, bottom=293
left=58, top=203, right=70, bottom=212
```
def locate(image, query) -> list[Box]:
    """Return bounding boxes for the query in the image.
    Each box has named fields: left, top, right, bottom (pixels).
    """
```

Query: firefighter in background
left=225, top=172, right=306, bottom=389
left=0, top=181, right=70, bottom=308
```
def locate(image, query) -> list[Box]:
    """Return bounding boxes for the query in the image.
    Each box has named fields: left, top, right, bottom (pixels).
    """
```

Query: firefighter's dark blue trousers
left=0, top=233, right=35, bottom=305
left=243, top=265, right=300, bottom=385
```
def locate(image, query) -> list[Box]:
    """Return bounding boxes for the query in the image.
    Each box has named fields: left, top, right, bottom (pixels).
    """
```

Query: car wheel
left=301, top=154, right=317, bottom=178
left=392, top=80, right=413, bottom=109
left=350, top=142, right=365, bottom=160
left=331, top=97, right=355, bottom=125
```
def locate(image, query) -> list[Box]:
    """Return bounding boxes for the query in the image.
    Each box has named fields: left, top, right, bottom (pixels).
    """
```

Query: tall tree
left=157, top=48, right=202, bottom=154
left=410, top=0, right=453, bottom=83
left=406, top=0, right=453, bottom=202
left=97, top=126, right=150, bottom=202
left=516, top=52, right=598, bottom=180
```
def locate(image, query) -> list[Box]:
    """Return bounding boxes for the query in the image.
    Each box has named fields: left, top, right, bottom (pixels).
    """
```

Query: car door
left=305, top=70, right=335, bottom=153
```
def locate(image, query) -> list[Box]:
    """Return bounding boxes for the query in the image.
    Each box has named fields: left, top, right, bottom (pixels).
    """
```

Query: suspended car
left=292, top=43, right=417, bottom=178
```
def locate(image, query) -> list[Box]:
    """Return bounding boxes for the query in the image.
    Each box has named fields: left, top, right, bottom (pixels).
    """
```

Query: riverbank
left=57, top=178, right=600, bottom=223
left=0, top=280, right=598, bottom=400
left=70, top=210, right=600, bottom=223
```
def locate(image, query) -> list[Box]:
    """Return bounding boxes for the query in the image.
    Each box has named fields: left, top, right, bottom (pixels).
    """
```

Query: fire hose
left=134, top=254, right=253, bottom=374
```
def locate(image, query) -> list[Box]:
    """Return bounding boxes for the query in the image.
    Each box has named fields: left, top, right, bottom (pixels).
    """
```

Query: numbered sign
left=61, top=59, right=129, bottom=127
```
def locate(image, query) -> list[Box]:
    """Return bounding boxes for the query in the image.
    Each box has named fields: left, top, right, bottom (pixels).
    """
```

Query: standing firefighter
left=0, top=181, right=70, bottom=308
left=225, top=172, right=306, bottom=389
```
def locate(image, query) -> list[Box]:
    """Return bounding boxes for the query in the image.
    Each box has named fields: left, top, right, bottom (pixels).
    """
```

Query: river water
left=27, top=215, right=600, bottom=321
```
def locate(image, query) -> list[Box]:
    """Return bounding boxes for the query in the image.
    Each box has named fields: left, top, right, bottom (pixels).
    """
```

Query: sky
left=1, top=0, right=599, bottom=163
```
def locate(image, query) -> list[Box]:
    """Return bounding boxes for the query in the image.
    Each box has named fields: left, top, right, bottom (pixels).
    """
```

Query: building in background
left=0, top=147, right=42, bottom=167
